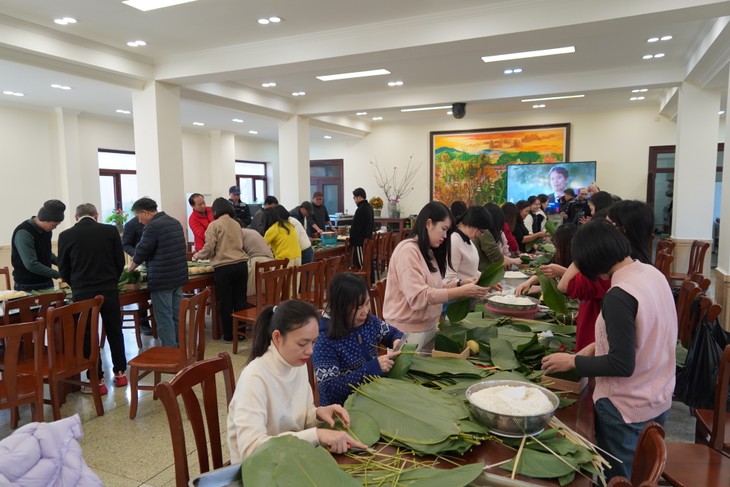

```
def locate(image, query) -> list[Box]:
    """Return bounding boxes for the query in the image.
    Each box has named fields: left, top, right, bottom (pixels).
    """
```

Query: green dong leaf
left=536, top=270, right=568, bottom=315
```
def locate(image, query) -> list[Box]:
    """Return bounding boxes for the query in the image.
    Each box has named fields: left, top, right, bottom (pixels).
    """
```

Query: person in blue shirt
left=312, top=273, right=403, bottom=406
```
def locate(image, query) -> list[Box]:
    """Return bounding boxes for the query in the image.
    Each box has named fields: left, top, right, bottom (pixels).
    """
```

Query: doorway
left=310, top=159, right=344, bottom=214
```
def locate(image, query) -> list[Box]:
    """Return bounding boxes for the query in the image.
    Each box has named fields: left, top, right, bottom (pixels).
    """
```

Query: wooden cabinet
left=375, top=218, right=409, bottom=232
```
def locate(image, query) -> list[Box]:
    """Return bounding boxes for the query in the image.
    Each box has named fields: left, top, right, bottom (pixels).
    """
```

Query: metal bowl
left=485, top=294, right=539, bottom=311
left=465, top=379, right=559, bottom=437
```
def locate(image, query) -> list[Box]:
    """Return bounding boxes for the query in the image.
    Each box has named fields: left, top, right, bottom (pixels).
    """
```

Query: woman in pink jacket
left=382, top=202, right=492, bottom=352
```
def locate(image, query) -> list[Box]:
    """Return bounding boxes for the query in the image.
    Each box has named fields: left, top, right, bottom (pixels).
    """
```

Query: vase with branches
left=371, top=156, right=421, bottom=217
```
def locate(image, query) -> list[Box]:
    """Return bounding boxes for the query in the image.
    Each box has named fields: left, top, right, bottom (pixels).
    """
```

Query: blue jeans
left=594, top=397, right=669, bottom=480
left=150, top=287, right=183, bottom=347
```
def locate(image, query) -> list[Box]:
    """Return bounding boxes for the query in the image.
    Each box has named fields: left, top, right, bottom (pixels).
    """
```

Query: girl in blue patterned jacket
left=312, top=273, right=404, bottom=406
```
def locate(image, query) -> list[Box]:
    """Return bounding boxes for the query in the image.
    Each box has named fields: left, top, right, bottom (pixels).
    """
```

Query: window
left=98, top=149, right=138, bottom=221
left=235, top=161, right=268, bottom=203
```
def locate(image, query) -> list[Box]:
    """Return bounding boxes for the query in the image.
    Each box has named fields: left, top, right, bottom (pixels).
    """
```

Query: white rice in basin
left=471, top=385, right=553, bottom=416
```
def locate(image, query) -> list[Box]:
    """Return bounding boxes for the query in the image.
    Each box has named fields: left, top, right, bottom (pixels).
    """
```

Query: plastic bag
left=674, top=317, right=730, bottom=409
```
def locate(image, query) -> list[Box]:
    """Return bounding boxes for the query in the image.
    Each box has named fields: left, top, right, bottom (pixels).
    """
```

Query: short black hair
left=590, top=191, right=614, bottom=214
left=564, top=188, right=576, bottom=197
left=552, top=223, right=578, bottom=267
left=515, top=200, right=529, bottom=213
left=450, top=201, right=467, bottom=221
left=484, top=203, right=504, bottom=242
left=571, top=220, right=631, bottom=280
left=537, top=194, right=549, bottom=204
left=300, top=201, right=313, bottom=212
left=211, top=197, right=235, bottom=219
left=352, top=187, right=366, bottom=199
left=188, top=193, right=203, bottom=207
left=527, top=195, right=538, bottom=206
left=459, top=206, right=491, bottom=231
left=131, top=197, right=157, bottom=213
left=326, top=273, right=369, bottom=339
left=549, top=166, right=569, bottom=178
left=264, top=195, right=279, bottom=206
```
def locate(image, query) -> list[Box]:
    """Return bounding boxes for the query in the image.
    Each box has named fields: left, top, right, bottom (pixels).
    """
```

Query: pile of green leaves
left=117, top=269, right=141, bottom=290
left=446, top=262, right=504, bottom=323
left=344, top=377, right=491, bottom=455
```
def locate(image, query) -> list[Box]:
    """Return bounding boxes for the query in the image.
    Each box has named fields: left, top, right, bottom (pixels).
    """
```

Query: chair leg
left=89, top=367, right=105, bottom=417
left=129, top=366, right=139, bottom=419
left=32, top=397, right=44, bottom=423
left=153, top=371, right=161, bottom=400
left=49, top=379, right=62, bottom=421
left=10, top=407, right=19, bottom=429
left=132, top=314, right=143, bottom=349
left=232, top=318, right=239, bottom=354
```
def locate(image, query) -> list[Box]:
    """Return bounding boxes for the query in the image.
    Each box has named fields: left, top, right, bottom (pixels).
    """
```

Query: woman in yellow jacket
left=263, top=206, right=302, bottom=267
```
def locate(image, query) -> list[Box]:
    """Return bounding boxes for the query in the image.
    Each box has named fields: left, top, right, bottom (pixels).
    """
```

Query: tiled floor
left=1, top=315, right=697, bottom=486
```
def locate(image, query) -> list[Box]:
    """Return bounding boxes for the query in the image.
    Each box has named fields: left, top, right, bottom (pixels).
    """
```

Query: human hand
left=515, top=281, right=531, bottom=296
left=460, top=282, right=488, bottom=298
left=128, top=262, right=138, bottom=271
left=377, top=350, right=400, bottom=373
left=316, top=429, right=367, bottom=454
left=541, top=352, right=576, bottom=374
left=578, top=216, right=592, bottom=225
left=317, top=404, right=350, bottom=428
left=192, top=252, right=200, bottom=261
left=489, top=283, right=503, bottom=293
left=541, top=264, right=566, bottom=278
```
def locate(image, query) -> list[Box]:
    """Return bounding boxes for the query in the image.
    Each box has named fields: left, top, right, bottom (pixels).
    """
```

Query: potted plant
left=371, top=155, right=420, bottom=219
left=369, top=196, right=383, bottom=217
left=105, top=208, right=128, bottom=233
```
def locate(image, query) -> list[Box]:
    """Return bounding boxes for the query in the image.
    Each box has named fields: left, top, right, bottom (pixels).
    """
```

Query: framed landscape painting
left=430, top=123, right=570, bottom=206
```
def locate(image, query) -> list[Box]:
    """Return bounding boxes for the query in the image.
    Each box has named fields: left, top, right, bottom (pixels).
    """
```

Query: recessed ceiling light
left=387, top=81, right=404, bottom=87
left=521, top=94, right=584, bottom=102
left=123, top=0, right=197, bottom=12
left=504, top=68, right=523, bottom=74
left=127, top=40, right=147, bottom=47
left=258, top=16, right=283, bottom=25
left=54, top=17, right=77, bottom=25
left=532, top=104, right=546, bottom=108
left=481, top=46, right=575, bottom=63
left=660, top=35, right=673, bottom=41
left=401, top=105, right=451, bottom=112
left=372, top=116, right=383, bottom=121
left=323, top=135, right=332, bottom=139
left=51, top=84, right=72, bottom=90
left=631, top=88, right=649, bottom=93
left=643, top=53, right=664, bottom=60
left=261, top=82, right=277, bottom=88
left=269, top=16, right=281, bottom=23
left=647, top=37, right=659, bottom=43
left=116, top=109, right=131, bottom=114
left=356, top=112, right=368, bottom=116
left=654, top=53, right=665, bottom=58
left=3, top=90, right=24, bottom=97
left=629, top=96, right=645, bottom=101
left=719, top=111, right=725, bottom=115
left=193, top=122, right=205, bottom=126
left=232, top=118, right=244, bottom=123
left=291, top=91, right=306, bottom=96
left=248, top=130, right=258, bottom=135
left=316, top=69, right=390, bottom=82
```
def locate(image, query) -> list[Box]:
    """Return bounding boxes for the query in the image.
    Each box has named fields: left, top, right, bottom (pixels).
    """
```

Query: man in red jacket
left=188, top=193, right=213, bottom=251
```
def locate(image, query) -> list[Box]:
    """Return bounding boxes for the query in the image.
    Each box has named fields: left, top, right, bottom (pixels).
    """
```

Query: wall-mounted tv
left=507, top=161, right=596, bottom=214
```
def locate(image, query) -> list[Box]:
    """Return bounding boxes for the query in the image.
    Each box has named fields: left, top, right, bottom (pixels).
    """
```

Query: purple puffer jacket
left=0, top=414, right=103, bottom=486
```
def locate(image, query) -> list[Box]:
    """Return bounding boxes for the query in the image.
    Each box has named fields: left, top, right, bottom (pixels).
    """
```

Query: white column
left=210, top=130, right=236, bottom=198
left=53, top=108, right=82, bottom=230
left=715, top=69, right=730, bottom=330
left=671, top=82, right=720, bottom=275
left=131, top=81, right=186, bottom=225
left=277, top=116, right=310, bottom=209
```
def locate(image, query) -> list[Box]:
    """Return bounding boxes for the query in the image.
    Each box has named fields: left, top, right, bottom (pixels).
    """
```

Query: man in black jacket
left=121, top=215, right=153, bottom=335
left=58, top=203, right=127, bottom=393
left=129, top=197, right=188, bottom=347
left=350, top=187, right=375, bottom=270
left=228, top=185, right=252, bottom=227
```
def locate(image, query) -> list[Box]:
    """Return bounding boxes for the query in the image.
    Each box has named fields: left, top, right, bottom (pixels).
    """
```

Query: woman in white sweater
left=444, top=205, right=490, bottom=286
left=227, top=300, right=365, bottom=462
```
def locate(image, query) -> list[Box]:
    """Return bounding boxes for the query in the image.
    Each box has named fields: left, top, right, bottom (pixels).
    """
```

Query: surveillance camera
left=452, top=102, right=466, bottom=119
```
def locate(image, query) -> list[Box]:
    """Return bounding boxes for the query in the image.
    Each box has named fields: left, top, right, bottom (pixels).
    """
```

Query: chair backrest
left=374, top=232, right=393, bottom=280
left=291, top=261, right=324, bottom=309
left=0, top=318, right=44, bottom=422
left=630, top=422, right=666, bottom=485
left=369, top=279, right=387, bottom=319
left=257, top=267, right=292, bottom=311
left=322, top=255, right=345, bottom=302
left=3, top=291, right=67, bottom=326
left=254, top=258, right=289, bottom=296
left=358, top=238, right=377, bottom=286
left=655, top=238, right=675, bottom=259
left=0, top=266, right=10, bottom=290
left=179, top=289, right=210, bottom=367
left=156, top=352, right=236, bottom=487
left=689, top=272, right=711, bottom=293
left=46, top=296, right=103, bottom=377
left=687, top=240, right=710, bottom=275
left=653, top=250, right=673, bottom=281
left=699, top=295, right=723, bottom=324
left=676, top=279, right=702, bottom=348
left=710, top=344, right=730, bottom=451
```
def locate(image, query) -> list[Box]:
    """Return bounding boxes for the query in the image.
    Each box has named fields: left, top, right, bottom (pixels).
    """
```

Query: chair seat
left=0, top=375, right=41, bottom=404
left=663, top=443, right=730, bottom=487
left=128, top=347, right=184, bottom=373
left=232, top=308, right=257, bottom=325
left=694, top=408, right=730, bottom=452
left=16, top=354, right=84, bottom=379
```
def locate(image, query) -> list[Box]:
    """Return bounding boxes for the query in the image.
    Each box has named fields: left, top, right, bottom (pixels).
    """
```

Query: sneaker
left=81, top=381, right=108, bottom=396
left=222, top=337, right=233, bottom=344
left=114, top=372, right=128, bottom=387
left=238, top=335, right=247, bottom=341
left=140, top=323, right=153, bottom=336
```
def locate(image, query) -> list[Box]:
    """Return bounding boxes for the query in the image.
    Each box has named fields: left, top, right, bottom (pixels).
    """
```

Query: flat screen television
left=507, top=161, right=596, bottom=214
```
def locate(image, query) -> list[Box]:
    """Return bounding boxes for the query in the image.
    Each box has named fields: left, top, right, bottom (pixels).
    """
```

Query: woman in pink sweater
left=542, top=221, right=676, bottom=480
left=382, top=202, right=492, bottom=352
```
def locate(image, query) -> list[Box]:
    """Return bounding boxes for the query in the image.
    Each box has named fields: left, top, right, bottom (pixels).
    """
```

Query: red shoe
left=81, top=381, right=108, bottom=395
left=114, top=372, right=128, bottom=387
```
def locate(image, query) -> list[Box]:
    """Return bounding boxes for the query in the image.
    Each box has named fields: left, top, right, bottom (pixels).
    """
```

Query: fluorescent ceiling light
left=323, top=135, right=332, bottom=139
left=317, top=69, right=390, bottom=81
left=123, top=0, right=197, bottom=12
left=116, top=109, right=131, bottom=114
left=248, top=130, right=258, bottom=135
left=356, top=112, right=368, bottom=116
left=521, top=94, right=584, bottom=102
left=401, top=105, right=451, bottom=112
left=54, top=17, right=77, bottom=25
left=482, top=46, right=574, bottom=63
left=719, top=111, right=725, bottom=115
left=193, top=122, right=205, bottom=126
left=372, top=116, right=383, bottom=121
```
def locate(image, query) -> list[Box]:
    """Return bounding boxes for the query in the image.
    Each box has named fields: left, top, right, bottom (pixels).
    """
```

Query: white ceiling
left=0, top=0, right=728, bottom=142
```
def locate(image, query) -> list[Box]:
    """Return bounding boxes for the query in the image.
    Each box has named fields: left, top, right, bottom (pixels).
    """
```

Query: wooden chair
left=2, top=292, right=67, bottom=327
left=322, top=255, right=345, bottom=304
left=693, top=341, right=730, bottom=455
left=291, top=260, right=325, bottom=309
left=676, top=279, right=702, bottom=349
left=156, top=352, right=236, bottom=487
left=349, top=238, right=376, bottom=287
left=608, top=421, right=667, bottom=486
left=689, top=272, right=711, bottom=293
left=369, top=279, right=387, bottom=320
left=654, top=250, right=673, bottom=282
left=669, top=240, right=710, bottom=288
left=374, top=232, right=393, bottom=280
left=662, top=416, right=730, bottom=486
left=654, top=238, right=675, bottom=261
left=232, top=267, right=292, bottom=354
left=100, top=302, right=157, bottom=350
left=0, top=266, right=10, bottom=290
left=46, top=296, right=105, bottom=420
left=0, top=319, right=44, bottom=429
left=128, top=289, right=209, bottom=419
